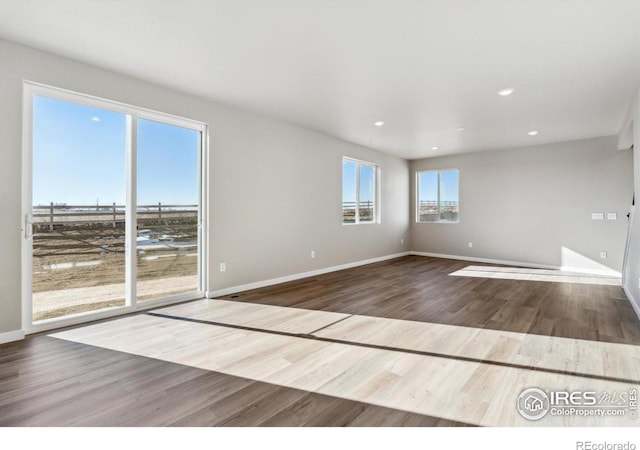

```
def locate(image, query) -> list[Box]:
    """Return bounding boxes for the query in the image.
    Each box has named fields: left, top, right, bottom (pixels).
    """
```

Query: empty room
left=1, top=0, right=640, bottom=444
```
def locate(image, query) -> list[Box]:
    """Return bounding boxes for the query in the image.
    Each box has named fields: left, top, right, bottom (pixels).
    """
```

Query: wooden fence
left=418, top=200, right=459, bottom=210
left=418, top=200, right=459, bottom=221
left=32, top=203, right=198, bottom=231
left=342, top=200, right=374, bottom=222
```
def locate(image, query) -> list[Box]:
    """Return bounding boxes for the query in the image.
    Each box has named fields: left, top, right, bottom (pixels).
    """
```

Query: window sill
left=342, top=221, right=380, bottom=226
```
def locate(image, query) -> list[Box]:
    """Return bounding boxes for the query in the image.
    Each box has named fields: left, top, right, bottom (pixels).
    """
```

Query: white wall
left=2, top=37, right=635, bottom=338
left=0, top=39, right=410, bottom=335
left=410, top=137, right=633, bottom=274
left=622, top=89, right=640, bottom=317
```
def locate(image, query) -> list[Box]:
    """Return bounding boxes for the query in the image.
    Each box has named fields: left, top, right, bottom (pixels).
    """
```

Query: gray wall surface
left=0, top=39, right=410, bottom=335
left=410, top=137, right=633, bottom=273
left=2, top=37, right=636, bottom=337
left=622, top=90, right=640, bottom=317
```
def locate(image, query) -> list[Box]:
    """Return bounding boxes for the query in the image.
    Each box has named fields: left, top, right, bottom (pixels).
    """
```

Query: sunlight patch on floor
left=449, top=265, right=621, bottom=286
left=49, top=299, right=639, bottom=427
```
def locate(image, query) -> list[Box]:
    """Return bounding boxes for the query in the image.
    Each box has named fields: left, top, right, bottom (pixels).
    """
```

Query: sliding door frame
left=21, top=81, right=209, bottom=334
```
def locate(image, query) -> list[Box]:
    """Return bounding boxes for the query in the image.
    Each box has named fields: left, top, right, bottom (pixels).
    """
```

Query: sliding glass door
left=136, top=119, right=201, bottom=302
left=30, top=95, right=128, bottom=322
left=23, top=83, right=207, bottom=329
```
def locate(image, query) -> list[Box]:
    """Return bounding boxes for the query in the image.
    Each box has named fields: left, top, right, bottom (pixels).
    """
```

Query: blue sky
left=343, top=160, right=375, bottom=204
left=32, top=96, right=198, bottom=206
left=418, top=170, right=459, bottom=202
left=137, top=118, right=198, bottom=205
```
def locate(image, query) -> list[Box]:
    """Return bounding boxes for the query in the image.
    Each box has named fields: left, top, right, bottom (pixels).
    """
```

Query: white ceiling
left=1, top=0, right=639, bottom=159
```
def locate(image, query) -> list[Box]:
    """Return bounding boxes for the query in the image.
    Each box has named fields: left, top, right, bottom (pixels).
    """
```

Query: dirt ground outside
left=32, top=223, right=198, bottom=321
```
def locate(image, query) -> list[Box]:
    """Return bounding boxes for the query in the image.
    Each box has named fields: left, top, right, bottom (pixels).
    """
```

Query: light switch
left=607, top=213, right=617, bottom=220
left=591, top=212, right=604, bottom=220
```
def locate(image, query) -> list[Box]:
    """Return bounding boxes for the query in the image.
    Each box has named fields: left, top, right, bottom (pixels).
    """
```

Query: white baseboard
left=0, top=329, right=25, bottom=344
left=409, top=251, right=621, bottom=277
left=409, top=251, right=559, bottom=270
left=623, top=284, right=640, bottom=321
left=558, top=265, right=621, bottom=277
left=206, top=252, right=410, bottom=298
left=206, top=250, right=624, bottom=299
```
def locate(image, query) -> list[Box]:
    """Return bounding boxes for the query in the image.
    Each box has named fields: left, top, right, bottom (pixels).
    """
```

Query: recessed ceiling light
left=431, top=146, right=439, bottom=150
left=91, top=116, right=101, bottom=122
left=374, top=121, right=385, bottom=127
left=527, top=130, right=539, bottom=136
left=456, top=127, right=465, bottom=131
left=497, top=88, right=515, bottom=96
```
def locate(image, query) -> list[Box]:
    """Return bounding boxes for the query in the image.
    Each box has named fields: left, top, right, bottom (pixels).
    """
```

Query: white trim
left=206, top=252, right=410, bottom=298
left=205, top=250, right=621, bottom=300
left=23, top=81, right=207, bottom=131
left=342, top=156, right=379, bottom=225
left=409, top=251, right=621, bottom=276
left=125, top=114, right=137, bottom=307
left=21, top=81, right=209, bottom=333
left=415, top=168, right=460, bottom=224
left=21, top=82, right=35, bottom=332
left=623, top=285, right=640, bottom=321
left=25, top=292, right=203, bottom=335
left=410, top=251, right=558, bottom=270
left=0, top=330, right=25, bottom=345
left=202, top=128, right=211, bottom=295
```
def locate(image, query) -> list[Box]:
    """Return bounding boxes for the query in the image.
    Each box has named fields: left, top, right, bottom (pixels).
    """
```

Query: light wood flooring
left=0, top=334, right=464, bottom=426
left=1, top=256, right=639, bottom=426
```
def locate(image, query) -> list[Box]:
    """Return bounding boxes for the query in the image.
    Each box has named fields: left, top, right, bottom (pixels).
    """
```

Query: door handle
left=24, top=213, right=34, bottom=239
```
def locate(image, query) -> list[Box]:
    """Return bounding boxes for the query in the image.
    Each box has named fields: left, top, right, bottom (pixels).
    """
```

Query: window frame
left=21, top=80, right=210, bottom=334
left=342, top=156, right=380, bottom=225
left=416, top=168, right=459, bottom=224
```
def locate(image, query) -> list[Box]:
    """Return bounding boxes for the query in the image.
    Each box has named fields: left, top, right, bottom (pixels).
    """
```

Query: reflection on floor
left=450, top=265, right=622, bottom=286
left=50, top=299, right=640, bottom=427
left=0, top=335, right=465, bottom=426
left=214, top=256, right=639, bottom=345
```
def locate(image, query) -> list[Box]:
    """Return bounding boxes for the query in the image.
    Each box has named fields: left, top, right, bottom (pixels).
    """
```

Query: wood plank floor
left=47, top=300, right=640, bottom=426
left=218, top=256, right=640, bottom=345
left=0, top=334, right=465, bottom=426
left=1, top=255, right=639, bottom=426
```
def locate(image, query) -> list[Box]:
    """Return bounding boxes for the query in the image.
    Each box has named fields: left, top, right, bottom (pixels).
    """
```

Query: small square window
left=417, top=169, right=459, bottom=223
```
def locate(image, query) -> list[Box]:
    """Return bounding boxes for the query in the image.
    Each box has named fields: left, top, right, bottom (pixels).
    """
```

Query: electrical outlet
left=468, top=242, right=473, bottom=248
left=607, top=213, right=617, bottom=220
left=220, top=262, right=226, bottom=272
left=311, top=250, right=316, bottom=258
left=591, top=212, right=604, bottom=220
left=400, top=238, right=404, bottom=245
left=600, top=251, right=607, bottom=259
